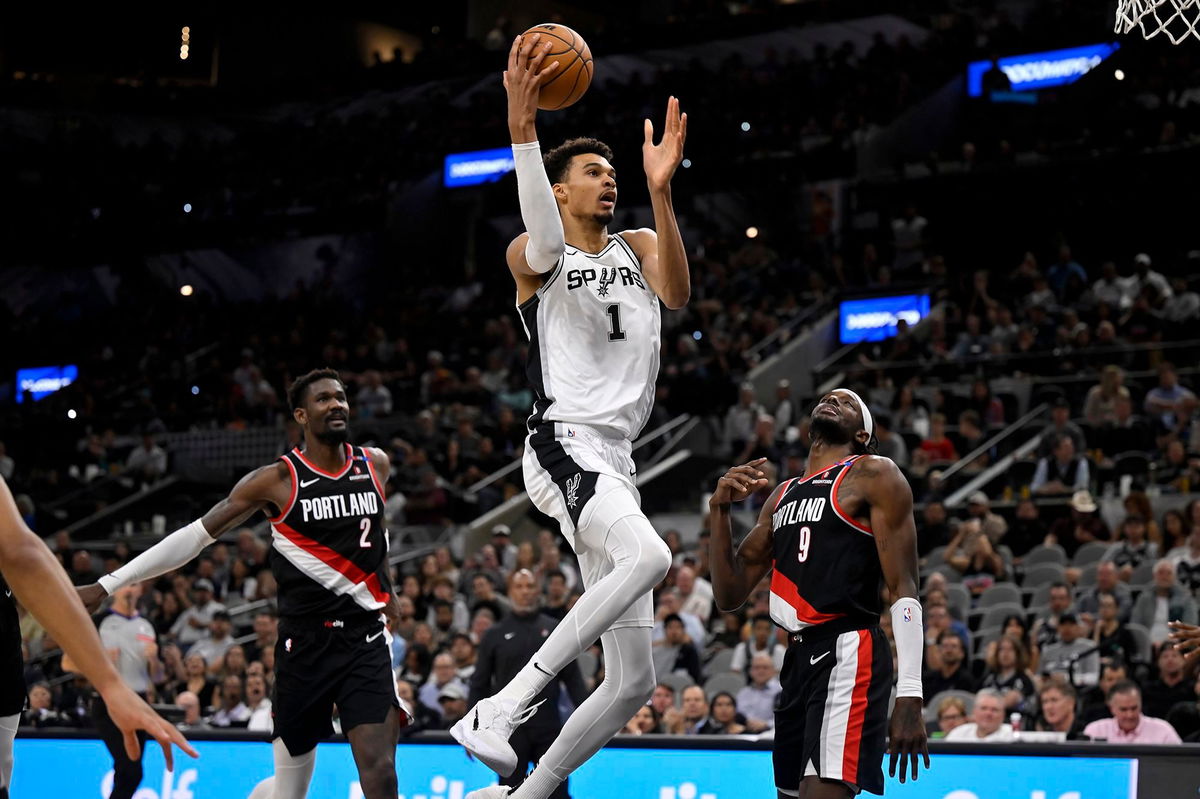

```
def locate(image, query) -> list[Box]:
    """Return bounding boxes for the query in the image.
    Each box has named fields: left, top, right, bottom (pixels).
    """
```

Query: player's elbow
left=712, top=587, right=746, bottom=614
left=661, top=287, right=690, bottom=310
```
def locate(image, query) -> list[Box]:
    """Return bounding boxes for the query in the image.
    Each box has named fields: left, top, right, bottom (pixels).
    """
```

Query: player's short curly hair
left=287, top=367, right=343, bottom=411
left=543, top=137, right=614, bottom=184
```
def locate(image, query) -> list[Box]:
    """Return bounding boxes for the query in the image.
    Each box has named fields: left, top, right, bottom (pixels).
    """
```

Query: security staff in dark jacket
left=470, top=569, right=588, bottom=798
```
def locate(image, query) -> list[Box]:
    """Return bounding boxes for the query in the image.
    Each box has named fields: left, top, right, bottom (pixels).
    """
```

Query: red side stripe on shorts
left=272, top=520, right=390, bottom=604
left=770, top=570, right=844, bottom=625
left=841, top=629, right=873, bottom=784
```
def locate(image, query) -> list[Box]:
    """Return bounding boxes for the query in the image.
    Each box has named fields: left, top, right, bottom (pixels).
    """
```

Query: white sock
left=494, top=494, right=669, bottom=715
left=0, top=713, right=17, bottom=791
left=511, top=626, right=654, bottom=799
left=270, top=738, right=316, bottom=799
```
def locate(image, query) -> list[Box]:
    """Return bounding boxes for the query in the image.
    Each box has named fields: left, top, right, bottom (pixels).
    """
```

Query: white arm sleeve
left=891, top=597, right=924, bottom=698
left=512, top=140, right=565, bottom=273
left=97, top=519, right=213, bottom=594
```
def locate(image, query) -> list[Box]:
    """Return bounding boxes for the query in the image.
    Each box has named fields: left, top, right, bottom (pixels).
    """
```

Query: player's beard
left=316, top=423, right=350, bottom=445
left=810, top=414, right=853, bottom=445
left=593, top=210, right=614, bottom=226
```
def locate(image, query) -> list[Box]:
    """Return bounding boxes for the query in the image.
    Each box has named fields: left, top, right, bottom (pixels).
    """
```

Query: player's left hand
left=1169, top=621, right=1200, bottom=667
left=643, top=95, right=687, bottom=191
left=100, top=680, right=199, bottom=771
left=888, top=697, right=930, bottom=784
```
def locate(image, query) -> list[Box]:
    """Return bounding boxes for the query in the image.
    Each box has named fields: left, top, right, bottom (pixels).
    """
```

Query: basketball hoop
left=1116, top=0, right=1200, bottom=43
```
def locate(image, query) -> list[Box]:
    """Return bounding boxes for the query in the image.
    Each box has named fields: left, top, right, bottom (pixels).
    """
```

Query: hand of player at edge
left=643, top=95, right=688, bottom=192
left=77, top=582, right=109, bottom=614
left=709, top=458, right=769, bottom=506
left=888, top=697, right=930, bottom=784
left=1169, top=620, right=1200, bottom=668
left=101, top=680, right=199, bottom=771
left=503, top=33, right=561, bottom=141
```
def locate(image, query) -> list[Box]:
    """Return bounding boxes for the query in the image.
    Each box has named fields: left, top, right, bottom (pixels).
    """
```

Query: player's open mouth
left=328, top=415, right=347, bottom=424
left=599, top=191, right=616, bottom=208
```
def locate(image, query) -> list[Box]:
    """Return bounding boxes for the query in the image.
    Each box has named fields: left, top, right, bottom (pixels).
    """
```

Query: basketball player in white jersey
left=451, top=34, right=689, bottom=799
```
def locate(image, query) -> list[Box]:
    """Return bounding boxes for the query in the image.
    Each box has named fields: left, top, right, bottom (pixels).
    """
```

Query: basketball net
left=1116, top=0, right=1200, bottom=43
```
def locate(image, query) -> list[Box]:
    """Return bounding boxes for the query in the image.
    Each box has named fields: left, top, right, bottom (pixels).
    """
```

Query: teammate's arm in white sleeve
left=78, top=462, right=287, bottom=611
left=504, top=31, right=564, bottom=275
left=864, top=455, right=930, bottom=784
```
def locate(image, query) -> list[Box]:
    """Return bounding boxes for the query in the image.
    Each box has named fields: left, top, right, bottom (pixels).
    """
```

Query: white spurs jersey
left=518, top=233, right=661, bottom=440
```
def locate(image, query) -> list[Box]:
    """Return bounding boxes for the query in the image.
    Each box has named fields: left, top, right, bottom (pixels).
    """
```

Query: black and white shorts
left=774, top=625, right=892, bottom=796
left=523, top=422, right=654, bottom=629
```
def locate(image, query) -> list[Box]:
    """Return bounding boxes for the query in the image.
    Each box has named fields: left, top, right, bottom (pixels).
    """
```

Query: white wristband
left=513, top=140, right=565, bottom=273
left=890, top=597, right=924, bottom=699
left=98, top=519, right=213, bottom=594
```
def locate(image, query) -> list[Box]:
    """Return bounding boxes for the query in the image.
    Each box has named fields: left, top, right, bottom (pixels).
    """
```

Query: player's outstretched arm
left=864, top=458, right=929, bottom=783
left=504, top=33, right=564, bottom=277
left=78, top=462, right=285, bottom=612
left=0, top=477, right=197, bottom=770
left=708, top=458, right=775, bottom=612
left=627, top=96, right=690, bottom=309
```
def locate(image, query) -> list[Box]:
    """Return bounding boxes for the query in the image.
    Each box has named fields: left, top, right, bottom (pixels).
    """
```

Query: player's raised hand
left=503, top=33, right=560, bottom=139
left=709, top=458, right=769, bottom=506
left=643, top=95, right=688, bottom=191
left=888, top=697, right=930, bottom=784
left=1169, top=620, right=1200, bottom=667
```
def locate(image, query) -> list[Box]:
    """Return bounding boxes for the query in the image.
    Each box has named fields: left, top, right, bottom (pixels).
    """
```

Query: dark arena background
left=3, top=2, right=1200, bottom=797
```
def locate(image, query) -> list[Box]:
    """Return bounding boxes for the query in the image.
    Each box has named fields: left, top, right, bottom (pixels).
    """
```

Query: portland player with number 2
left=709, top=390, right=930, bottom=797
left=450, top=30, right=690, bottom=799
left=78, top=368, right=409, bottom=799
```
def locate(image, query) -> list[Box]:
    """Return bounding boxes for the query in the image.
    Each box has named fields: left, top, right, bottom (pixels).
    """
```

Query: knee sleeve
left=270, top=737, right=316, bottom=799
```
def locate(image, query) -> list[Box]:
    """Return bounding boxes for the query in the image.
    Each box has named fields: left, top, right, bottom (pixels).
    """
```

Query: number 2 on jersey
left=797, top=525, right=811, bottom=562
left=359, top=517, right=372, bottom=548
left=605, top=303, right=626, bottom=342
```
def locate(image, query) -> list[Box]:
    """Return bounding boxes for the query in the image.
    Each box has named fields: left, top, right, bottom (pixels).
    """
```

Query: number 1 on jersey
left=359, top=517, right=372, bottom=548
left=797, top=525, right=811, bottom=562
left=605, top=303, right=626, bottom=342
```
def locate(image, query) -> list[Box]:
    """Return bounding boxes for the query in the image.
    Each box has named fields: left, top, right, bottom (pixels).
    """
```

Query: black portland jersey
left=268, top=444, right=391, bottom=620
left=769, top=454, right=881, bottom=632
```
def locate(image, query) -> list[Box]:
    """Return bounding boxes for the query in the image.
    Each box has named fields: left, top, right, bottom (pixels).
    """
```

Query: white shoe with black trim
left=465, top=785, right=512, bottom=799
left=450, top=696, right=545, bottom=776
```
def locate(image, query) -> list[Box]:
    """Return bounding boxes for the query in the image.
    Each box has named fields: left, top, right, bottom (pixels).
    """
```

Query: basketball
left=522, top=23, right=593, bottom=111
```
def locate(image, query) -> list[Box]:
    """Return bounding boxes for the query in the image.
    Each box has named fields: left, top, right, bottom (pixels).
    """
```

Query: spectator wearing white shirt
left=724, top=382, right=764, bottom=456
left=891, top=203, right=928, bottom=273
left=188, top=611, right=236, bottom=669
left=729, top=614, right=785, bottom=675
left=125, top=435, right=168, bottom=483
left=1128, top=253, right=1172, bottom=303
left=1164, top=277, right=1200, bottom=325
left=355, top=370, right=393, bottom=418
left=1092, top=262, right=1130, bottom=310
left=244, top=674, right=273, bottom=732
left=676, top=566, right=713, bottom=625
left=1031, top=435, right=1090, bottom=497
left=209, top=674, right=251, bottom=728
left=944, top=690, right=1014, bottom=742
left=169, top=579, right=226, bottom=647
left=1130, top=559, right=1198, bottom=645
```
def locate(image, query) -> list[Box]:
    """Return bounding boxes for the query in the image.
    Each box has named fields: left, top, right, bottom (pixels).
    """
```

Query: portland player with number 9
left=450, top=28, right=690, bottom=799
left=709, top=390, right=930, bottom=798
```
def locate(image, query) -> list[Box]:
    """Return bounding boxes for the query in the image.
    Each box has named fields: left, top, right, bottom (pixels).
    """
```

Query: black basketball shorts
left=0, top=633, right=24, bottom=716
left=773, top=625, right=892, bottom=796
left=273, top=616, right=400, bottom=756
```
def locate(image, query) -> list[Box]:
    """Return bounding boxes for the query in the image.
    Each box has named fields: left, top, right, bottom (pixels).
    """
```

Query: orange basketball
left=522, top=23, right=593, bottom=111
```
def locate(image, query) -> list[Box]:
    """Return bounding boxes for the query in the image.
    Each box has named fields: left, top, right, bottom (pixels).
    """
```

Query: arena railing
left=937, top=402, right=1050, bottom=492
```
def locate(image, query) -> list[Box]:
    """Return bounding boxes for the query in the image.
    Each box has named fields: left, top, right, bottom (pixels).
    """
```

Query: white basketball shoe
left=450, top=695, right=545, bottom=776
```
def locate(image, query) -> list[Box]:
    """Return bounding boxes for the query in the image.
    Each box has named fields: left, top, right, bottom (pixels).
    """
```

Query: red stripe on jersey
left=293, top=443, right=354, bottom=479
left=271, top=520, right=389, bottom=604
left=365, top=451, right=387, bottom=500
left=773, top=478, right=796, bottom=511
left=842, top=629, right=874, bottom=784
left=770, top=570, right=844, bottom=625
left=268, top=457, right=299, bottom=523
left=831, top=456, right=873, bottom=535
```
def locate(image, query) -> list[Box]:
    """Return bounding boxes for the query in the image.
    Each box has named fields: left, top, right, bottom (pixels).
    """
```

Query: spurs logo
left=565, top=473, right=582, bottom=509
left=597, top=268, right=617, bottom=297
